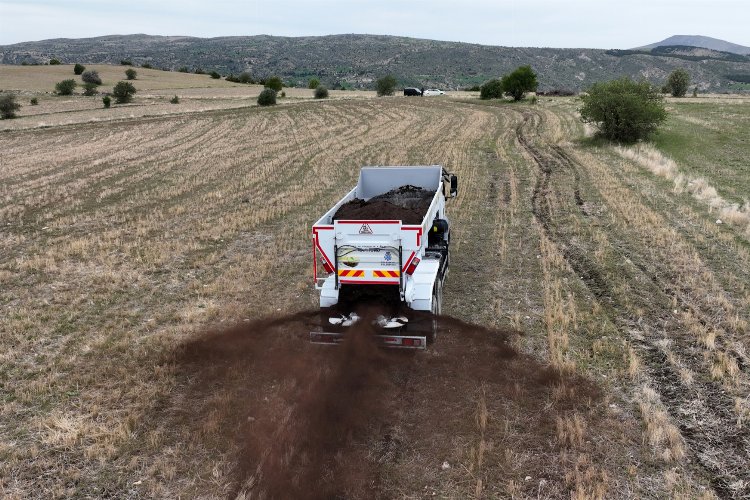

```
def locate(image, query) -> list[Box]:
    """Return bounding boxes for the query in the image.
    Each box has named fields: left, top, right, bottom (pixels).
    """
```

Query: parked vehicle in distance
left=404, top=87, right=423, bottom=96
left=423, top=89, right=445, bottom=96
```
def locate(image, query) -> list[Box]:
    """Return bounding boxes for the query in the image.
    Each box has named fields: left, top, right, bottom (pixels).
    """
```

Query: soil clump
left=332, top=185, right=435, bottom=224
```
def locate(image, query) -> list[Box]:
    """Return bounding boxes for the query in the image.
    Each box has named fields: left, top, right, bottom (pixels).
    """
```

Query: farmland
left=1, top=68, right=749, bottom=498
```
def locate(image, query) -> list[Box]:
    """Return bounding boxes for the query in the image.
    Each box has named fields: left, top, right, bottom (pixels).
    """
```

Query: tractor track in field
left=516, top=110, right=750, bottom=498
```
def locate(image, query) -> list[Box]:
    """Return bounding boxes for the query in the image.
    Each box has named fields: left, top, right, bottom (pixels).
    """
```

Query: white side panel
left=404, top=259, right=441, bottom=311
left=357, top=166, right=443, bottom=199
left=319, top=276, right=339, bottom=307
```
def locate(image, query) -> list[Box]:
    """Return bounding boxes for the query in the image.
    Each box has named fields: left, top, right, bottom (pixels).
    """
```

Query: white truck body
left=311, top=166, right=456, bottom=348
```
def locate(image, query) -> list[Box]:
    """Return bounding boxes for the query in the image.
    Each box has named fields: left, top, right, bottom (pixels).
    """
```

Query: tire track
left=516, top=110, right=750, bottom=498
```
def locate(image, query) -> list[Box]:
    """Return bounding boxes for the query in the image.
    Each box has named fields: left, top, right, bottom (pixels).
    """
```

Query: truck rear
left=311, top=165, right=457, bottom=348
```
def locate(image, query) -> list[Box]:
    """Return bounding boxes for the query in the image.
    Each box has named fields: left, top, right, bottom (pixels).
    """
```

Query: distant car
left=423, top=89, right=445, bottom=96
left=403, top=87, right=423, bottom=96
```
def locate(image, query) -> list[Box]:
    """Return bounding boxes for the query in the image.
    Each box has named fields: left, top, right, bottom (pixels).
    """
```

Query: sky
left=1, top=0, right=748, bottom=49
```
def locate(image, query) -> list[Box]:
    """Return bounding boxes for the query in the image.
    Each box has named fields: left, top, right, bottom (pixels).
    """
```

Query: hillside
left=637, top=35, right=750, bottom=55
left=2, top=34, right=750, bottom=91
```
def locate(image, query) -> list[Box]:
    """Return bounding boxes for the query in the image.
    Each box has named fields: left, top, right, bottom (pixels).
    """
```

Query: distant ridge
left=2, top=34, right=750, bottom=91
left=636, top=35, right=750, bottom=55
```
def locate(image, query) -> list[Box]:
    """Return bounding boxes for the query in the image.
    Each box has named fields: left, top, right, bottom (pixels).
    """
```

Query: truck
left=311, top=165, right=458, bottom=349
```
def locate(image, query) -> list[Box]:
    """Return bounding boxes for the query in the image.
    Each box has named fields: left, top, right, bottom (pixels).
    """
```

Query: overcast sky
left=1, top=0, right=748, bottom=48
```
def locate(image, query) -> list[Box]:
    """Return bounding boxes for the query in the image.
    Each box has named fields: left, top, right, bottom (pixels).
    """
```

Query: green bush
left=194, top=68, right=205, bottom=75
left=666, top=69, right=690, bottom=97
left=112, top=81, right=136, bottom=104
left=579, top=77, right=667, bottom=143
left=30, top=97, right=39, bottom=105
left=125, top=68, right=137, bottom=80
left=0, top=94, right=21, bottom=119
left=55, top=79, right=77, bottom=95
left=308, top=78, right=320, bottom=89
left=237, top=72, right=253, bottom=84
left=120, top=60, right=133, bottom=66
left=480, top=79, right=503, bottom=99
left=209, top=71, right=221, bottom=79
left=74, top=63, right=85, bottom=75
left=467, top=85, right=481, bottom=92
left=376, top=75, right=397, bottom=96
left=257, top=88, right=277, bottom=106
left=102, top=96, right=111, bottom=108
left=314, top=86, right=329, bottom=99
left=170, top=95, right=180, bottom=104
left=49, top=58, right=61, bottom=65
left=82, top=83, right=99, bottom=96
left=178, top=66, right=189, bottom=73
left=141, top=63, right=153, bottom=69
left=501, top=65, right=538, bottom=101
left=266, top=76, right=283, bottom=92
left=81, top=70, right=102, bottom=85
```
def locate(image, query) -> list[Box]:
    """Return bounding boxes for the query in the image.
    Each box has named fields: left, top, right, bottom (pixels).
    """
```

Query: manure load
left=311, top=166, right=458, bottom=349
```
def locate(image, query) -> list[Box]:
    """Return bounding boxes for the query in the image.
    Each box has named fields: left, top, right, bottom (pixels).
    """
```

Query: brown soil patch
left=333, top=185, right=435, bottom=224
left=177, top=309, right=603, bottom=499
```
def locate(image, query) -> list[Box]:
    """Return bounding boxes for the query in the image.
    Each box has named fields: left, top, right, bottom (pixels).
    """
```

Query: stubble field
left=1, top=70, right=749, bottom=498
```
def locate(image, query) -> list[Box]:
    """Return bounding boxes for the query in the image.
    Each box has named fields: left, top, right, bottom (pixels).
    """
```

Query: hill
left=637, top=35, right=750, bottom=55
left=3, top=33, right=750, bottom=91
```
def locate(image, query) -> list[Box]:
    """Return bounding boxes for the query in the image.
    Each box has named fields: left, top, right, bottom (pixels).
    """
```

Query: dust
left=177, top=309, right=601, bottom=499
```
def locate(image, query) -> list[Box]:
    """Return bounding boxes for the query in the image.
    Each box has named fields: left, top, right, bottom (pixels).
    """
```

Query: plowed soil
left=333, top=185, right=434, bottom=224
left=177, top=309, right=603, bottom=499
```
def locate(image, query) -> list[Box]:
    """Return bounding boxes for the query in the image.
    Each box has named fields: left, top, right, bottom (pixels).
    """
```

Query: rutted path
left=516, top=109, right=750, bottom=498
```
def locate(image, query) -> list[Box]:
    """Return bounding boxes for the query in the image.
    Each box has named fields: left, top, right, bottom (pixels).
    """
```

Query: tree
left=257, top=88, right=277, bottom=106
left=125, top=68, right=137, bottom=80
left=112, top=81, right=136, bottom=104
left=102, top=96, right=111, bottom=108
left=501, top=65, right=538, bottom=101
left=82, top=83, right=99, bottom=96
left=308, top=78, right=320, bottom=89
left=314, top=86, right=329, bottom=99
left=55, top=79, right=77, bottom=95
left=480, top=79, right=503, bottom=99
left=579, top=77, right=667, bottom=143
left=120, top=60, right=133, bottom=66
left=74, top=63, right=86, bottom=75
left=666, top=69, right=690, bottom=97
left=209, top=71, right=221, bottom=79
left=0, top=94, right=21, bottom=119
left=49, top=58, right=61, bottom=65
left=81, top=70, right=102, bottom=85
left=376, top=75, right=397, bottom=96
left=178, top=66, right=189, bottom=73
left=266, top=76, right=283, bottom=92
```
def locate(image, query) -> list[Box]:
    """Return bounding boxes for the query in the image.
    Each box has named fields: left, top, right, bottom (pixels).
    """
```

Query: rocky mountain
left=636, top=35, right=750, bottom=55
left=2, top=34, right=750, bottom=91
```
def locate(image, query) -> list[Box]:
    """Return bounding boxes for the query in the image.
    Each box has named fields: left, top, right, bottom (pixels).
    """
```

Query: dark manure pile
left=332, top=185, right=435, bottom=224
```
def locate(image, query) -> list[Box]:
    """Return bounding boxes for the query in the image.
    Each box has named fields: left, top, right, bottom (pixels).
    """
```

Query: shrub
left=280, top=91, right=286, bottom=98
left=81, top=70, right=102, bottom=85
left=141, top=63, right=153, bottom=69
left=480, top=79, right=503, bottom=99
left=120, top=60, right=133, bottom=66
left=238, top=72, right=253, bottom=84
left=0, top=94, right=21, bottom=119
left=210, top=71, right=221, bottom=79
left=73, top=63, right=85, bottom=75
left=170, top=95, right=180, bottom=104
left=666, top=69, right=690, bottom=97
left=55, top=79, right=77, bottom=95
left=314, top=86, right=329, bottom=99
left=501, top=65, right=538, bottom=101
left=178, top=66, right=189, bottom=73
left=266, top=76, right=283, bottom=92
left=49, top=58, right=61, bottom=65
left=112, top=81, right=136, bottom=104
left=467, top=85, right=481, bottom=92
left=692, top=86, right=698, bottom=98
left=308, top=78, right=320, bottom=89
left=376, top=75, right=397, bottom=96
left=194, top=68, right=205, bottom=75
left=102, top=96, right=111, bottom=108
left=579, top=77, right=667, bottom=143
left=125, top=68, right=137, bottom=80
left=30, top=97, right=39, bottom=105
left=83, top=83, right=99, bottom=96
left=257, top=88, right=277, bottom=106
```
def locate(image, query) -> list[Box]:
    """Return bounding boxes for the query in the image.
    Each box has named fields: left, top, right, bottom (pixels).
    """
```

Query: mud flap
left=309, top=331, right=427, bottom=349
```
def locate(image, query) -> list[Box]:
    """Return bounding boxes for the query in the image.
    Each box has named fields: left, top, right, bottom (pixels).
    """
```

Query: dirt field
left=1, top=73, right=749, bottom=498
